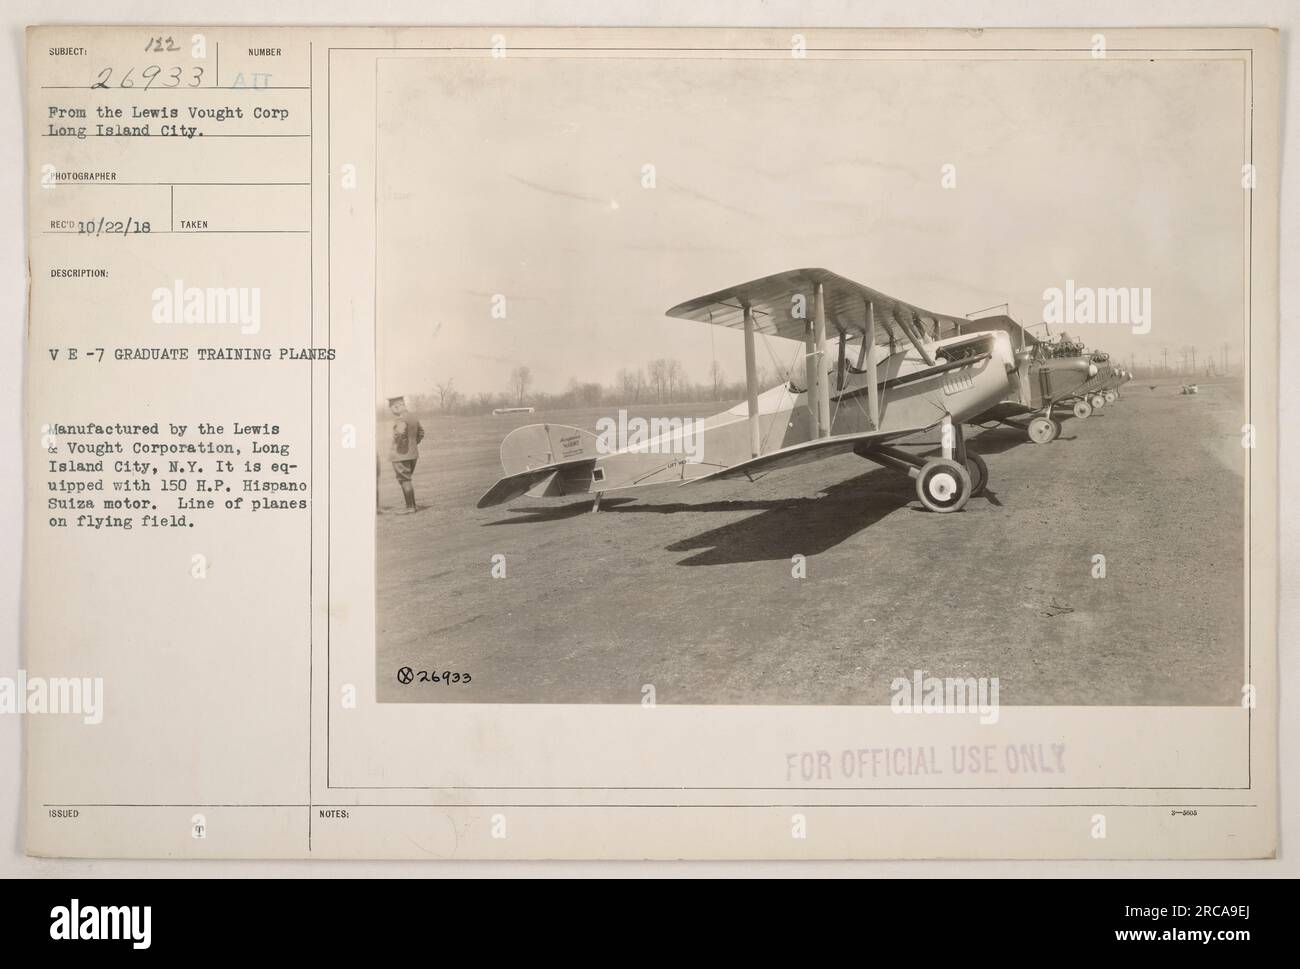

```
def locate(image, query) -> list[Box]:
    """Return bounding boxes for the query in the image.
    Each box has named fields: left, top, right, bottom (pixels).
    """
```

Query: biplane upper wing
left=664, top=268, right=967, bottom=345
left=683, top=422, right=935, bottom=485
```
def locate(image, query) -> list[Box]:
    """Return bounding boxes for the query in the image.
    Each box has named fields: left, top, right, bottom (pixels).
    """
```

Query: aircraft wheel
left=1105, top=390, right=1117, bottom=404
left=964, top=453, right=989, bottom=497
left=1073, top=399, right=1092, bottom=420
left=1091, top=394, right=1106, bottom=409
left=1027, top=415, right=1058, bottom=445
left=1053, top=418, right=1064, bottom=438
left=916, top=458, right=972, bottom=513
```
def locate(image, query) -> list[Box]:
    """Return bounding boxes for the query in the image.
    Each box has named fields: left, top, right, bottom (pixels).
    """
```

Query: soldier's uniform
left=387, top=396, right=424, bottom=512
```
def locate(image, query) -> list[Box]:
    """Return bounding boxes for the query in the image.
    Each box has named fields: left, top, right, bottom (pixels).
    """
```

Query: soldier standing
left=387, top=395, right=424, bottom=513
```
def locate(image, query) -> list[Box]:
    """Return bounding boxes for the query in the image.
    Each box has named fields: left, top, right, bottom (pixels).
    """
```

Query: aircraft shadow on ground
left=482, top=497, right=638, bottom=524
left=481, top=464, right=909, bottom=557
left=481, top=455, right=1013, bottom=562
left=965, top=426, right=1041, bottom=456
left=659, top=467, right=912, bottom=565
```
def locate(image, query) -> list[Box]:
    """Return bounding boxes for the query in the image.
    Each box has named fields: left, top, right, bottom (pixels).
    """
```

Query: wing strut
left=812, top=282, right=831, bottom=438
left=883, top=314, right=898, bottom=355
left=835, top=330, right=847, bottom=392
left=863, top=300, right=881, bottom=430
left=803, top=321, right=820, bottom=439
left=895, top=308, right=936, bottom=367
left=742, top=304, right=761, bottom=458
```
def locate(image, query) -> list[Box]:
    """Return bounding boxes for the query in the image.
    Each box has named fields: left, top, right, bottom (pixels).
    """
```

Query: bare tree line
left=405, top=343, right=1238, bottom=418
left=407, top=359, right=777, bottom=417
left=1127, top=343, right=1236, bottom=379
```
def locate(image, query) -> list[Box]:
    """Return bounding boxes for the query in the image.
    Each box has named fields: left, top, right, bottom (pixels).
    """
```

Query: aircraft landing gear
left=1073, top=399, right=1093, bottom=420
left=1104, top=390, right=1117, bottom=404
left=854, top=417, right=984, bottom=514
left=1027, top=414, right=1059, bottom=444
left=964, top=452, right=989, bottom=498
left=915, top=458, right=972, bottom=513
left=1090, top=394, right=1106, bottom=409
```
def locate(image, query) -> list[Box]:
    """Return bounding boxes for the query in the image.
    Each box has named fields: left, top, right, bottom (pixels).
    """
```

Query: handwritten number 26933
left=91, top=66, right=205, bottom=90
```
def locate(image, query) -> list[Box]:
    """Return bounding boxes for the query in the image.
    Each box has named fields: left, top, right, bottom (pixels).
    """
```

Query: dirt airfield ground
left=377, top=378, right=1245, bottom=706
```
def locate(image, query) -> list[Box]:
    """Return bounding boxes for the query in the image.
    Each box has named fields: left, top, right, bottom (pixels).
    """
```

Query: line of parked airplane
left=478, top=268, right=1133, bottom=515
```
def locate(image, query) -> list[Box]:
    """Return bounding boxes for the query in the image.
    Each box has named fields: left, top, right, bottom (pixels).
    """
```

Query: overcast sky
left=377, top=53, right=1246, bottom=398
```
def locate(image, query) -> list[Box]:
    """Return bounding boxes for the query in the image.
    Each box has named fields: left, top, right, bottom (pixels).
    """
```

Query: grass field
left=376, top=379, right=1245, bottom=706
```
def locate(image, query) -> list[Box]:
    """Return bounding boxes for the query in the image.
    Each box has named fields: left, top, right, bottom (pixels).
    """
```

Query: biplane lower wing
left=682, top=423, right=934, bottom=485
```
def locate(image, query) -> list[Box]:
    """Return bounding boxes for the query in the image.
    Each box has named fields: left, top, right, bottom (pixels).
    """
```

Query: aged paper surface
left=23, top=25, right=1278, bottom=859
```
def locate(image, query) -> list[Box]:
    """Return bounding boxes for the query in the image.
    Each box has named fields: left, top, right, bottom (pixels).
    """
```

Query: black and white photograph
left=375, top=49, right=1249, bottom=707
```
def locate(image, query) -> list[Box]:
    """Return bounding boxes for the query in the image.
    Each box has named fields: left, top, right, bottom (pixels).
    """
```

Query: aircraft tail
left=477, top=424, right=601, bottom=509
left=498, top=423, right=600, bottom=475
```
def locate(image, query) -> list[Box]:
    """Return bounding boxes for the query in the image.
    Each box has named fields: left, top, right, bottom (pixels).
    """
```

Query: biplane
left=1095, top=365, right=1131, bottom=403
left=1069, top=351, right=1124, bottom=414
left=959, top=319, right=1118, bottom=443
left=478, top=269, right=1019, bottom=514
